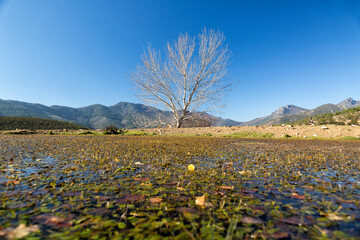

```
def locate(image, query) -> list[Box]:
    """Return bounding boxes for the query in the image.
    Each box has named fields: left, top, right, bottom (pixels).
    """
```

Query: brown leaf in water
left=263, top=232, right=289, bottom=239
left=5, top=180, right=21, bottom=185
left=241, top=216, right=264, bottom=224
left=336, top=198, right=354, bottom=204
left=326, top=213, right=344, bottom=221
left=290, top=193, right=306, bottom=200
left=0, top=224, right=39, bottom=239
left=278, top=216, right=311, bottom=226
left=242, top=189, right=257, bottom=194
left=32, top=214, right=73, bottom=228
left=249, top=205, right=269, bottom=214
left=302, top=185, right=314, bottom=190
left=134, top=177, right=150, bottom=181
left=220, top=186, right=234, bottom=190
left=117, top=194, right=145, bottom=203
left=195, top=195, right=205, bottom=207
left=214, top=191, right=226, bottom=196
left=149, top=197, right=163, bottom=204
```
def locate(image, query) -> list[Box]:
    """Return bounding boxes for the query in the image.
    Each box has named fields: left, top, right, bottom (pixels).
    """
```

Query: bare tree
left=131, top=28, right=232, bottom=128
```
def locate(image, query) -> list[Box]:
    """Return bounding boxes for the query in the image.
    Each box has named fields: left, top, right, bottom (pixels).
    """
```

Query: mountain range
left=0, top=98, right=359, bottom=129
left=0, top=99, right=237, bottom=129
left=256, top=97, right=360, bottom=126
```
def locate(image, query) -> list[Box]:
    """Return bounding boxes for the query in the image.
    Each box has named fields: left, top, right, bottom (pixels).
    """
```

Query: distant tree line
left=0, top=117, right=89, bottom=130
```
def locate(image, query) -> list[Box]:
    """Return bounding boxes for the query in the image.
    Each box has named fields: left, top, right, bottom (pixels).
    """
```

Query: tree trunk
left=176, top=119, right=182, bottom=128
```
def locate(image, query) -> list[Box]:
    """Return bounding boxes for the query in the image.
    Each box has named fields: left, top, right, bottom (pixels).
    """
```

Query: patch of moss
left=340, top=136, right=359, bottom=140
left=222, top=131, right=273, bottom=139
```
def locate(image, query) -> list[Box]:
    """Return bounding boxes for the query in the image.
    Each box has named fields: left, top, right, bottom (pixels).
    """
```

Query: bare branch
left=130, top=28, right=233, bottom=128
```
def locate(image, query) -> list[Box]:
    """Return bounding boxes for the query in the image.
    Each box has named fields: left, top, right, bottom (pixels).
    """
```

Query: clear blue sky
left=0, top=0, right=359, bottom=121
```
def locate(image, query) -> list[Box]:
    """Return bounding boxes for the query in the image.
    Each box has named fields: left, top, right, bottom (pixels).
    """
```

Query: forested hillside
left=0, top=117, right=89, bottom=130
left=295, top=106, right=360, bottom=125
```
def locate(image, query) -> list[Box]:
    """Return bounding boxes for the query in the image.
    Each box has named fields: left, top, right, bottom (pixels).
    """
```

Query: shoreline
left=1, top=125, right=360, bottom=140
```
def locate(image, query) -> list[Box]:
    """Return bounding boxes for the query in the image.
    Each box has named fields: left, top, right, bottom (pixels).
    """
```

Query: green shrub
left=200, top=133, right=213, bottom=137
left=123, top=131, right=154, bottom=136
left=103, top=126, right=123, bottom=135
left=77, top=130, right=94, bottom=135
left=283, top=134, right=291, bottom=139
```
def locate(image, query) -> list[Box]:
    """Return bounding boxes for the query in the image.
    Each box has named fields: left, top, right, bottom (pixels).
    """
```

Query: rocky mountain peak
left=345, top=97, right=356, bottom=105
left=270, top=105, right=307, bottom=118
left=337, top=97, right=359, bottom=109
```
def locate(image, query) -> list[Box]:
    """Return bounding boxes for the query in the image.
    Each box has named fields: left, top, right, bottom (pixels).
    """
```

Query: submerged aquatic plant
left=0, top=135, right=359, bottom=239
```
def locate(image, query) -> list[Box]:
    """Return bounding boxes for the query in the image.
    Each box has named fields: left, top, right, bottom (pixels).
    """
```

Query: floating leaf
left=241, top=216, right=264, bottom=224
left=117, top=194, right=145, bottom=203
left=195, top=195, right=205, bottom=207
left=279, top=216, right=311, bottom=226
left=241, top=189, right=257, bottom=194
left=263, top=232, right=289, bottom=239
left=0, top=224, right=39, bottom=239
left=302, top=185, right=314, bottom=190
left=149, top=197, right=162, bottom=204
left=326, top=213, right=344, bottom=221
left=290, top=192, right=306, bottom=200
left=8, top=180, right=20, bottom=185
left=32, top=214, right=73, bottom=228
left=134, top=177, right=150, bottom=181
left=336, top=198, right=354, bottom=204
left=220, top=186, right=234, bottom=190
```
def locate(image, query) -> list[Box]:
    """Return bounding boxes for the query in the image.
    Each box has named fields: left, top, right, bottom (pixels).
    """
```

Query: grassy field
left=0, top=135, right=359, bottom=239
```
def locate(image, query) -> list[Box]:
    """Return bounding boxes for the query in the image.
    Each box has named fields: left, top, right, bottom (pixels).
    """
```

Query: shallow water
left=0, top=135, right=359, bottom=239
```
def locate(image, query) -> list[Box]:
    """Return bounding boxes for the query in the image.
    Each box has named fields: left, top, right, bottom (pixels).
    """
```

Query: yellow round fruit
left=188, top=164, right=195, bottom=172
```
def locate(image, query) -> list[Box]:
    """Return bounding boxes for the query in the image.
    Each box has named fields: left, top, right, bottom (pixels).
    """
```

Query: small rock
left=295, top=133, right=299, bottom=136
left=303, top=136, right=307, bottom=138
left=321, top=126, right=329, bottom=130
left=313, top=134, right=318, bottom=137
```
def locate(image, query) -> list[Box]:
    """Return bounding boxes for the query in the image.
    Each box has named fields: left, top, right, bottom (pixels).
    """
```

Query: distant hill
left=1, top=97, right=359, bottom=128
left=295, top=106, right=360, bottom=126
left=0, top=99, right=241, bottom=129
left=241, top=105, right=308, bottom=126
left=241, top=97, right=360, bottom=126
left=0, top=116, right=89, bottom=130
